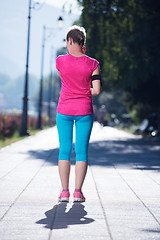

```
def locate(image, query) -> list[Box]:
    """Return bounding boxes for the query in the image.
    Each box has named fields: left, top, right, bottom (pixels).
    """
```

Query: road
left=0, top=122, right=160, bottom=240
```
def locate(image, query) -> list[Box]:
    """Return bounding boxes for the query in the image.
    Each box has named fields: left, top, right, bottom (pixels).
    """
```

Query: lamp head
left=57, top=16, right=63, bottom=29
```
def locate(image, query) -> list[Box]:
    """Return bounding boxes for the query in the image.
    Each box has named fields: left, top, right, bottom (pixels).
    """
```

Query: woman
left=56, top=25, right=101, bottom=202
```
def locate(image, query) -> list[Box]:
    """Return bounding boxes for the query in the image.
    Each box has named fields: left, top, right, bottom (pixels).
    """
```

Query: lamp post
left=19, top=0, right=32, bottom=136
left=37, top=17, right=63, bottom=129
left=37, top=25, right=46, bottom=129
left=19, top=0, right=43, bottom=136
left=48, top=46, right=54, bottom=127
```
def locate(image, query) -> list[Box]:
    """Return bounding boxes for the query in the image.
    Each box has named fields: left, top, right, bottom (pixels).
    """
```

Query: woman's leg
left=58, top=160, right=70, bottom=190
left=56, top=113, right=74, bottom=190
left=75, top=114, right=93, bottom=190
left=75, top=161, right=88, bottom=190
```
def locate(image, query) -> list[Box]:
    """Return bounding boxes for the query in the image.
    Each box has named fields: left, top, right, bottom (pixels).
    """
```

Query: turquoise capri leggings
left=56, top=112, right=94, bottom=162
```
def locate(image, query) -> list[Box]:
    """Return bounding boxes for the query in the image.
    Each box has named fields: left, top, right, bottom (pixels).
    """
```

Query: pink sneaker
left=59, top=190, right=70, bottom=202
left=73, top=190, right=85, bottom=202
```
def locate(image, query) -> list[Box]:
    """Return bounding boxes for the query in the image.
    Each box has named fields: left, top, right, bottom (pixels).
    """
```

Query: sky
left=38, top=0, right=82, bottom=15
left=0, top=0, right=82, bottom=78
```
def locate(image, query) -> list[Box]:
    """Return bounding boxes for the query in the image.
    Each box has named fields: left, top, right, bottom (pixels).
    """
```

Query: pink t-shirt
left=56, top=54, right=99, bottom=115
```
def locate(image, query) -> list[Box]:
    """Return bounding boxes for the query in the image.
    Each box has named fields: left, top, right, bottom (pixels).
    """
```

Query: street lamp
left=19, top=0, right=32, bottom=136
left=37, top=17, right=63, bottom=129
left=57, top=16, right=63, bottom=29
left=37, top=25, right=46, bottom=130
left=48, top=46, right=54, bottom=127
left=47, top=38, right=66, bottom=126
left=19, top=0, right=43, bottom=136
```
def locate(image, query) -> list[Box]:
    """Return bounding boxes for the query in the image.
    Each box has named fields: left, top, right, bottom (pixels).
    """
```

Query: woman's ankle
left=62, top=189, right=69, bottom=192
left=75, top=188, right=82, bottom=192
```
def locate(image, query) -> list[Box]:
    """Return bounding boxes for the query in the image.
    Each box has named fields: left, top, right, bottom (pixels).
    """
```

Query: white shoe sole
left=59, top=197, right=69, bottom=202
left=74, top=198, right=85, bottom=202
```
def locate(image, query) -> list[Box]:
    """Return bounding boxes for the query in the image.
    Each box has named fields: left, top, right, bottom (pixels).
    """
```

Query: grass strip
left=0, top=127, right=50, bottom=149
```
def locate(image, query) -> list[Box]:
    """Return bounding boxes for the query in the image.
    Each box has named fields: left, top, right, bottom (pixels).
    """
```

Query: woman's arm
left=58, top=70, right=61, bottom=77
left=91, top=66, right=101, bottom=96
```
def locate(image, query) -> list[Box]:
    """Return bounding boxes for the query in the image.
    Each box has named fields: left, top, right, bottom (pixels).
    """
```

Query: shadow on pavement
left=28, top=138, right=160, bottom=171
left=142, top=228, right=160, bottom=233
left=89, top=139, right=160, bottom=171
left=28, top=148, right=59, bottom=165
left=36, top=202, right=94, bottom=229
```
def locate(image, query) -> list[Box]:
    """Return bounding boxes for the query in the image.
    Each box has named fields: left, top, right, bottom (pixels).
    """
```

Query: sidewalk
left=0, top=123, right=160, bottom=240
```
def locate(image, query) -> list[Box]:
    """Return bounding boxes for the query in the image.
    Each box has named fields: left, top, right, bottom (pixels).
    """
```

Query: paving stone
left=0, top=124, right=160, bottom=239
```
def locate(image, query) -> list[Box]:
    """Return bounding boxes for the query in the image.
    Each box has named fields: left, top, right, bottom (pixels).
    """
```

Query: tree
left=78, top=0, right=160, bottom=125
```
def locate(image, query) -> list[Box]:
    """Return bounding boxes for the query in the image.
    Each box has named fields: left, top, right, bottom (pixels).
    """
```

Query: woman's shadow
left=36, top=202, right=95, bottom=229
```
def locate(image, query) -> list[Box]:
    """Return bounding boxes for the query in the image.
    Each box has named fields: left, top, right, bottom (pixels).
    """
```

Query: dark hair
left=66, top=25, right=86, bottom=46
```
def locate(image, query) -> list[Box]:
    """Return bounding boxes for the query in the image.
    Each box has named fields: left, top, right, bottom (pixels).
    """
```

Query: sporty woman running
left=56, top=25, right=101, bottom=202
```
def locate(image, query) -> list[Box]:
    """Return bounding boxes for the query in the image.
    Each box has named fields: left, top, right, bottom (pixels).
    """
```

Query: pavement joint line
left=0, top=137, right=58, bottom=181
left=135, top=164, right=160, bottom=187
left=48, top=202, right=60, bottom=240
left=0, top=159, right=28, bottom=181
left=0, top=149, right=55, bottom=222
left=113, top=165, right=160, bottom=226
left=89, top=165, right=113, bottom=240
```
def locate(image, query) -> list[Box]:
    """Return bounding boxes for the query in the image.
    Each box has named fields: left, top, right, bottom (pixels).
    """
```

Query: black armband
left=91, top=74, right=101, bottom=81
left=91, top=74, right=102, bottom=86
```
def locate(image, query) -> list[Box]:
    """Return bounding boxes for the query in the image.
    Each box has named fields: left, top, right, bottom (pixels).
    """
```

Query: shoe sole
left=59, top=197, right=69, bottom=202
left=74, top=198, right=85, bottom=202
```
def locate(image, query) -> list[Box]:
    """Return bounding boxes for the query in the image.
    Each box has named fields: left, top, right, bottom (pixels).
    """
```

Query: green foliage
left=98, top=91, right=127, bottom=118
left=0, top=127, right=49, bottom=149
left=79, top=0, right=160, bottom=122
